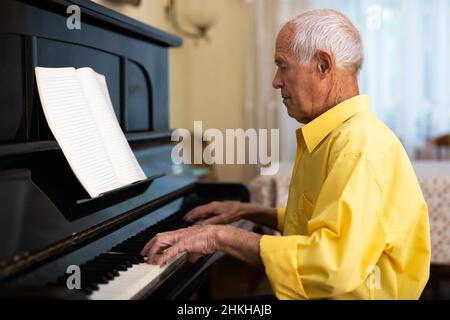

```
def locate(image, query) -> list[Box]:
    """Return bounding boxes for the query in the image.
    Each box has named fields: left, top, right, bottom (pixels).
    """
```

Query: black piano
left=0, top=0, right=249, bottom=299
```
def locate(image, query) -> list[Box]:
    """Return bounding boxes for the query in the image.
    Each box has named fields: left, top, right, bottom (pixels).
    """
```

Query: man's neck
left=326, top=72, right=360, bottom=110
left=306, top=72, right=360, bottom=123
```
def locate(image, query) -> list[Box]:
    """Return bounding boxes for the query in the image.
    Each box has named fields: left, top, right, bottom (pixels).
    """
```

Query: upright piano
left=0, top=0, right=249, bottom=299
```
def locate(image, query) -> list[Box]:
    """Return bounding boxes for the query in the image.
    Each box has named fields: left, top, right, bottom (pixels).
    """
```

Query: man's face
left=272, top=25, right=325, bottom=124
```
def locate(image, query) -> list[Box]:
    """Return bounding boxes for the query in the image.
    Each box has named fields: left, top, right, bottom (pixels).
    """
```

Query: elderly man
left=141, top=9, right=430, bottom=300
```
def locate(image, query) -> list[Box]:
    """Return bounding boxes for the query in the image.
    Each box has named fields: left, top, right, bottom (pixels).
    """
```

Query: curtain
left=243, top=0, right=309, bottom=161
left=244, top=0, right=450, bottom=160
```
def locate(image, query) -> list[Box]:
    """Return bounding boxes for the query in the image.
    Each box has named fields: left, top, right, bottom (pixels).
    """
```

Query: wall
left=93, top=0, right=253, bottom=182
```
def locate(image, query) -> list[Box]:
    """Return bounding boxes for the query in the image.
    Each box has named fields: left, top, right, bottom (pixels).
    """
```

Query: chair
left=424, top=134, right=450, bottom=160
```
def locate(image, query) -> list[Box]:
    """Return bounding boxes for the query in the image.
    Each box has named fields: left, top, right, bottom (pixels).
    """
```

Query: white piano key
left=89, top=253, right=186, bottom=300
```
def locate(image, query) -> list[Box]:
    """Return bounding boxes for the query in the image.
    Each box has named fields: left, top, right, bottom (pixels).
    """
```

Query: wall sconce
left=164, top=0, right=217, bottom=41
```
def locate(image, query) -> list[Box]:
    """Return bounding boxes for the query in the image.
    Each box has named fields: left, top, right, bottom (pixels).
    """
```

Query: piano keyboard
left=50, top=212, right=192, bottom=299
left=89, top=253, right=186, bottom=300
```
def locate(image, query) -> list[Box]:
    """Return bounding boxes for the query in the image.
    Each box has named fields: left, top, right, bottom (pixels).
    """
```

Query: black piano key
left=81, top=282, right=100, bottom=294
left=95, top=260, right=131, bottom=271
left=87, top=259, right=126, bottom=271
left=79, top=268, right=110, bottom=281
left=83, top=265, right=120, bottom=277
left=82, top=288, right=93, bottom=295
left=83, top=275, right=109, bottom=285
left=90, top=261, right=127, bottom=271
left=80, top=267, right=115, bottom=281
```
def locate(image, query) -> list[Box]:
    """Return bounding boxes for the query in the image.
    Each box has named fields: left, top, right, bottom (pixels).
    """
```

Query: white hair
left=288, top=9, right=363, bottom=74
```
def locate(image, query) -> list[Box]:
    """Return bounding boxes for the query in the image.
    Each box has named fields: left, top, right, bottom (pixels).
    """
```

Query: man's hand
left=184, top=201, right=247, bottom=225
left=140, top=224, right=263, bottom=268
left=185, top=201, right=279, bottom=230
left=140, top=225, right=222, bottom=265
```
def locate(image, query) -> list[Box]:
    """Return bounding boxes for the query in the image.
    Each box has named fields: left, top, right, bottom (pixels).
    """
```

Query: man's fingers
left=145, top=238, right=170, bottom=261
left=153, top=242, right=184, bottom=265
left=142, top=231, right=177, bottom=259
left=202, top=215, right=226, bottom=225
left=140, top=225, right=218, bottom=266
left=184, top=205, right=212, bottom=221
left=184, top=202, right=218, bottom=221
left=141, top=228, right=191, bottom=259
left=140, top=237, right=156, bottom=256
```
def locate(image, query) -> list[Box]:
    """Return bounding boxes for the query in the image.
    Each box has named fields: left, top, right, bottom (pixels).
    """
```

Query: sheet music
left=35, top=67, right=146, bottom=198
left=76, top=68, right=146, bottom=186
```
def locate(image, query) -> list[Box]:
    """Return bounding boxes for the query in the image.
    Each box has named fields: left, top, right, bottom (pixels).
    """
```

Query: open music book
left=35, top=67, right=146, bottom=198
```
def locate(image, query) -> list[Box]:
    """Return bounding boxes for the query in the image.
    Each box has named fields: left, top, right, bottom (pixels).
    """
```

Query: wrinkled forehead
left=276, top=23, right=295, bottom=51
left=274, top=23, right=298, bottom=63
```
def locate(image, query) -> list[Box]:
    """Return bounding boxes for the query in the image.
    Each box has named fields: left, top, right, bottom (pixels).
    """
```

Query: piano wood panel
left=0, top=34, right=26, bottom=143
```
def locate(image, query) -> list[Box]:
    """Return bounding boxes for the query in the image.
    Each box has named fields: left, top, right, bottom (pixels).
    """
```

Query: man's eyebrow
left=274, top=58, right=286, bottom=66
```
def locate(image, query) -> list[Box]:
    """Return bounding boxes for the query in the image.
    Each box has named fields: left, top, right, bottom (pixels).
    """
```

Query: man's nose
left=272, top=73, right=284, bottom=89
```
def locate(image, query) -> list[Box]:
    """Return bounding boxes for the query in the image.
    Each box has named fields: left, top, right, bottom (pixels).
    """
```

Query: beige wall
left=93, top=0, right=253, bottom=182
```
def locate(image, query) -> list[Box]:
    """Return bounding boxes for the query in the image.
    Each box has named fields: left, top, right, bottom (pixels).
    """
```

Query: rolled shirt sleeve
left=260, top=153, right=387, bottom=299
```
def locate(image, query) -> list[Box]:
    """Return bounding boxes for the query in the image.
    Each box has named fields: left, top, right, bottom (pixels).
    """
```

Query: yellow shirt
left=260, top=95, right=430, bottom=300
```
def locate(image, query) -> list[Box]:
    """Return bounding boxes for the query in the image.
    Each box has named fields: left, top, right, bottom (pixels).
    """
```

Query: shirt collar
left=298, top=95, right=371, bottom=152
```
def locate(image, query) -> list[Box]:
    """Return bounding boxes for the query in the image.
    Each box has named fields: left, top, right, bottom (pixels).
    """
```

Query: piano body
left=0, top=0, right=249, bottom=299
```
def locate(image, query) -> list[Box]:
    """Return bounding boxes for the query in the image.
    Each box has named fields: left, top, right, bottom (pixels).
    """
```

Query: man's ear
left=315, top=50, right=333, bottom=78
